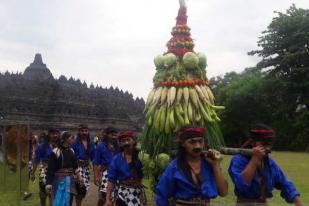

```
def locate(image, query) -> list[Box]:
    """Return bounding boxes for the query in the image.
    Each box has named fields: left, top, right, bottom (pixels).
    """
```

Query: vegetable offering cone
left=142, top=0, right=225, bottom=157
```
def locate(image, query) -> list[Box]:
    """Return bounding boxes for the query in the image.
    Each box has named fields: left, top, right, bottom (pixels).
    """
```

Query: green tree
left=249, top=4, right=309, bottom=108
left=248, top=5, right=309, bottom=150
left=210, top=5, right=309, bottom=150
left=211, top=69, right=271, bottom=147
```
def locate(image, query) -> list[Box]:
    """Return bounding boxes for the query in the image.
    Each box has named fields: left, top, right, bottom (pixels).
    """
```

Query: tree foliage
left=249, top=5, right=309, bottom=106
left=212, top=5, right=309, bottom=150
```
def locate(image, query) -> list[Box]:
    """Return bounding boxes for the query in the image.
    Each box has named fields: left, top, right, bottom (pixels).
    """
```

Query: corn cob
left=169, top=108, right=176, bottom=129
left=175, top=105, right=185, bottom=126
left=145, top=104, right=156, bottom=121
left=173, top=119, right=181, bottom=133
left=169, top=86, right=176, bottom=106
left=198, top=100, right=213, bottom=122
left=188, top=101, right=193, bottom=122
left=200, top=85, right=210, bottom=103
left=154, top=109, right=161, bottom=134
left=164, top=109, right=171, bottom=134
left=214, top=115, right=221, bottom=122
left=194, top=85, right=207, bottom=103
left=176, top=88, right=183, bottom=104
left=159, top=105, right=167, bottom=132
left=160, top=87, right=168, bottom=105
left=153, top=87, right=163, bottom=105
left=195, top=110, right=201, bottom=122
left=189, top=88, right=199, bottom=109
left=210, top=105, right=225, bottom=110
left=145, top=88, right=156, bottom=107
left=184, top=102, right=190, bottom=125
left=204, top=104, right=216, bottom=123
left=208, top=108, right=221, bottom=122
left=178, top=103, right=185, bottom=115
left=205, top=86, right=215, bottom=104
left=167, top=87, right=171, bottom=107
left=183, top=87, right=189, bottom=105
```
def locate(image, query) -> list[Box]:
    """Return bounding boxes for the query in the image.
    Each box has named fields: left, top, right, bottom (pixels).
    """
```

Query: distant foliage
left=211, top=5, right=309, bottom=151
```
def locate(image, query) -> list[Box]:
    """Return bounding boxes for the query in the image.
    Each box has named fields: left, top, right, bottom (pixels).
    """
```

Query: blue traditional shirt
left=156, top=158, right=219, bottom=206
left=92, top=142, right=117, bottom=166
left=33, top=143, right=53, bottom=164
left=107, top=152, right=143, bottom=184
left=229, top=154, right=300, bottom=203
left=71, top=137, right=95, bottom=161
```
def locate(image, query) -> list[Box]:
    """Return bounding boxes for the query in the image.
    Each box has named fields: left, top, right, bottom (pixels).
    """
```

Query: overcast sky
left=1, top=0, right=309, bottom=99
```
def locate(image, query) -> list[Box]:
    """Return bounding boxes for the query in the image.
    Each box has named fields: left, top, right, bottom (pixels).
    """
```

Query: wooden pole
left=17, top=124, right=21, bottom=206
left=218, top=147, right=271, bottom=156
left=2, top=125, right=6, bottom=193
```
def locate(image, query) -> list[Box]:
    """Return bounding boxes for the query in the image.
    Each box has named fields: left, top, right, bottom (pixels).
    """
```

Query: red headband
left=118, top=131, right=135, bottom=139
left=250, top=128, right=275, bottom=140
left=177, top=127, right=206, bottom=142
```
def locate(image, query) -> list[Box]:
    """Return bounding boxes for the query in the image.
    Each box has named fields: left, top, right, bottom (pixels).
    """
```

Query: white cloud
left=1, top=0, right=309, bottom=99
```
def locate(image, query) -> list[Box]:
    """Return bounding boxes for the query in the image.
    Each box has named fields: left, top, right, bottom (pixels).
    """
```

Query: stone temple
left=23, top=53, right=53, bottom=81
left=0, top=54, right=145, bottom=133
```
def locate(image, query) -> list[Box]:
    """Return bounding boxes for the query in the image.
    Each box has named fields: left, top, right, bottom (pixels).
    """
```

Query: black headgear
left=48, top=128, right=59, bottom=134
left=104, top=127, right=118, bottom=134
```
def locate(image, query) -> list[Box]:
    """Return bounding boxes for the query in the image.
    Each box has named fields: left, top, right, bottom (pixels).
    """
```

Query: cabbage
left=163, top=53, right=177, bottom=68
left=183, top=52, right=199, bottom=70
left=154, top=55, right=164, bottom=68
left=157, top=153, right=170, bottom=168
left=138, top=151, right=150, bottom=164
left=149, top=160, right=155, bottom=170
left=197, top=52, right=207, bottom=69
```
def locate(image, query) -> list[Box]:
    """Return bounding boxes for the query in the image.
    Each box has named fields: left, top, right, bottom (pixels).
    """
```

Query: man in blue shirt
left=229, top=124, right=303, bottom=206
left=105, top=131, right=145, bottom=206
left=156, top=126, right=228, bottom=206
left=93, top=126, right=119, bottom=206
left=31, top=128, right=59, bottom=206
left=71, top=124, right=95, bottom=206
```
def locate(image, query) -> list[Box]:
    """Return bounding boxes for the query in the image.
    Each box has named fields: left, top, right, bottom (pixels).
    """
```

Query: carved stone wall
left=0, top=54, right=145, bottom=133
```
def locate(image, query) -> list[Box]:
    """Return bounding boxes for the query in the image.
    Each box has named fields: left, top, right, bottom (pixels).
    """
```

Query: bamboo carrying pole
left=218, top=147, right=271, bottom=156
left=201, top=147, right=271, bottom=160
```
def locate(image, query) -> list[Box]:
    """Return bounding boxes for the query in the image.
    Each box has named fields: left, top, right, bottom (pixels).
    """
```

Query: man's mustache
left=122, top=144, right=130, bottom=148
left=192, top=147, right=202, bottom=153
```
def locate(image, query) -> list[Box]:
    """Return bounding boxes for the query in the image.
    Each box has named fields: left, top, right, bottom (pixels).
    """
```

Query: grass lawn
left=211, top=151, right=309, bottom=206
left=145, top=151, right=309, bottom=205
left=0, top=161, right=38, bottom=206
left=1, top=151, right=309, bottom=205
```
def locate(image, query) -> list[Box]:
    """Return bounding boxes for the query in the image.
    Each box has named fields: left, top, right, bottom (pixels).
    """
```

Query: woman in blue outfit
left=156, top=126, right=228, bottom=206
left=93, top=126, right=119, bottom=206
left=45, top=131, right=81, bottom=206
left=105, top=131, right=146, bottom=206
left=31, top=128, right=60, bottom=206
left=71, top=124, right=95, bottom=206
left=228, top=124, right=303, bottom=206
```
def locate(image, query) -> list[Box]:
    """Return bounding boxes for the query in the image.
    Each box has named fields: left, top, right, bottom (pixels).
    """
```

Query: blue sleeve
left=228, top=155, right=251, bottom=192
left=101, top=146, right=109, bottom=165
left=92, top=145, right=102, bottom=165
left=33, top=146, right=41, bottom=164
left=155, top=162, right=176, bottom=206
left=273, top=161, right=300, bottom=203
left=107, top=156, right=118, bottom=184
